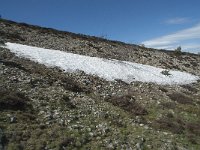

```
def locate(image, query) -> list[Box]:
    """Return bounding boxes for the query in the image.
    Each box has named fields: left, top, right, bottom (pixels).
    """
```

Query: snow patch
left=2, top=42, right=199, bottom=85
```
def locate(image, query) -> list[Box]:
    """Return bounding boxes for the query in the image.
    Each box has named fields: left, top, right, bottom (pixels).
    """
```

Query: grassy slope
left=0, top=19, right=200, bottom=150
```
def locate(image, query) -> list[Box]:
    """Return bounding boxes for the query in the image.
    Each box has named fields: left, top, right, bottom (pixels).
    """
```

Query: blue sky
left=0, top=0, right=200, bottom=53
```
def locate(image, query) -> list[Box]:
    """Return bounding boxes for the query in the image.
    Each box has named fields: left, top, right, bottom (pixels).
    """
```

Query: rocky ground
left=0, top=19, right=200, bottom=150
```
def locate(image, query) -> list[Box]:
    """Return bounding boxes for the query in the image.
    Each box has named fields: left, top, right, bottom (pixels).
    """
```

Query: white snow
left=2, top=42, right=199, bottom=85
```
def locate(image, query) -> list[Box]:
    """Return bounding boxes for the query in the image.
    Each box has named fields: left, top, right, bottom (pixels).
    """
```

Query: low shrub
left=59, top=137, right=75, bottom=149
left=153, top=114, right=185, bottom=134
left=190, top=61, right=198, bottom=67
left=158, top=87, right=168, bottom=93
left=153, top=114, right=200, bottom=138
left=174, top=46, right=182, bottom=55
left=167, top=93, right=193, bottom=105
left=0, top=128, right=8, bottom=149
left=0, top=38, right=5, bottom=46
left=0, top=60, right=27, bottom=72
left=186, top=122, right=200, bottom=136
left=155, top=118, right=185, bottom=134
left=0, top=30, right=25, bottom=42
left=181, top=85, right=198, bottom=93
left=105, top=94, right=148, bottom=116
left=61, top=95, right=76, bottom=109
left=187, top=134, right=197, bottom=144
left=160, top=102, right=176, bottom=109
left=0, top=89, right=33, bottom=111
left=61, top=78, right=91, bottom=93
left=161, top=70, right=171, bottom=76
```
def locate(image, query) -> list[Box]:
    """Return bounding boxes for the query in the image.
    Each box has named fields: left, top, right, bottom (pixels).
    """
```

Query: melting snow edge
left=2, top=42, right=199, bottom=85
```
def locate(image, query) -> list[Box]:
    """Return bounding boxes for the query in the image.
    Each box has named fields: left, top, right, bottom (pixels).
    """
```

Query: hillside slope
left=0, top=19, right=200, bottom=150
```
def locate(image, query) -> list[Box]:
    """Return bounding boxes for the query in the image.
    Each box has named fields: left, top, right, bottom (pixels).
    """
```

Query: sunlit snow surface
left=3, top=42, right=199, bottom=85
